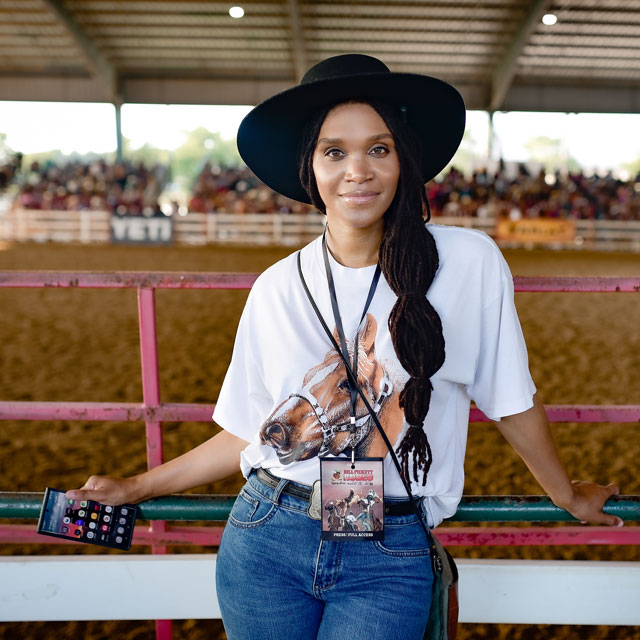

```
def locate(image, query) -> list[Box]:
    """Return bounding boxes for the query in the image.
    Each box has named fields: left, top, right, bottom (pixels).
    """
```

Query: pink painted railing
left=1, top=271, right=640, bottom=637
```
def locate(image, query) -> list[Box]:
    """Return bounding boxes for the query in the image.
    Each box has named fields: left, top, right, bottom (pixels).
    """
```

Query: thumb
left=604, top=482, right=620, bottom=498
left=65, top=488, right=97, bottom=501
left=602, top=483, right=623, bottom=527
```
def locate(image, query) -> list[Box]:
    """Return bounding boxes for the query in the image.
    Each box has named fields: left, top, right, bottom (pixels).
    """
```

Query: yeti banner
left=110, top=215, right=173, bottom=245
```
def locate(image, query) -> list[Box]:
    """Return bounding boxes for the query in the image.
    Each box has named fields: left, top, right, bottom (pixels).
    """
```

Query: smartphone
left=37, top=487, right=138, bottom=551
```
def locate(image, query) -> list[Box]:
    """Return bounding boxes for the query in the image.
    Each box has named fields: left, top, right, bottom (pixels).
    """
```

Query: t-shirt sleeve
left=212, top=290, right=273, bottom=442
left=464, top=255, right=537, bottom=421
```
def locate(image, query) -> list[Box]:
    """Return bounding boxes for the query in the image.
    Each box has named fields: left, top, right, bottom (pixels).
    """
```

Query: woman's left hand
left=559, top=480, right=623, bottom=527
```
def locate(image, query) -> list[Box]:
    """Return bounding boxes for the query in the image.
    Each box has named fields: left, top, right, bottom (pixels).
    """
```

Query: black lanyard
left=321, top=229, right=381, bottom=453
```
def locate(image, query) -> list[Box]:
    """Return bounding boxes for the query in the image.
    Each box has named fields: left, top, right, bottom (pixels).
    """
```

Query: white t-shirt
left=213, top=224, right=536, bottom=527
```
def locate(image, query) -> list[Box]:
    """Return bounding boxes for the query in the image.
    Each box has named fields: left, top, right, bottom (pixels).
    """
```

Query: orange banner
left=496, top=218, right=576, bottom=244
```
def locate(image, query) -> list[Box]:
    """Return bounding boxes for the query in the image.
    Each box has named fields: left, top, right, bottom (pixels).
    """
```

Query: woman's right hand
left=66, top=475, right=141, bottom=506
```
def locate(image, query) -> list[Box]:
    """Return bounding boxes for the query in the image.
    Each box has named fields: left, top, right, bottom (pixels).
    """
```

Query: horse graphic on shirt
left=259, top=314, right=403, bottom=464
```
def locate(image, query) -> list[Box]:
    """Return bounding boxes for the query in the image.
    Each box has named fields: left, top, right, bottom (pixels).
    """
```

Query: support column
left=114, top=99, right=123, bottom=162
left=488, top=110, right=495, bottom=161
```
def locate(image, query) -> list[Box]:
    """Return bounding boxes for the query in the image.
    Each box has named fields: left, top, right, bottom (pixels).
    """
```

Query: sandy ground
left=0, top=240, right=638, bottom=639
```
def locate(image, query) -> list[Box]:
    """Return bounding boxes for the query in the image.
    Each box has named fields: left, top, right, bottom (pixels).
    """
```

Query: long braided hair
left=298, top=98, right=446, bottom=486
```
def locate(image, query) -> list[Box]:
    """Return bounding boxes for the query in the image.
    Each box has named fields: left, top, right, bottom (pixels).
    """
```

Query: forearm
left=495, top=393, right=574, bottom=508
left=129, top=429, right=248, bottom=502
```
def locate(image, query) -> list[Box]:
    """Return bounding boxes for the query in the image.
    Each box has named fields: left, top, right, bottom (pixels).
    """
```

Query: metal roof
left=1, top=0, right=639, bottom=112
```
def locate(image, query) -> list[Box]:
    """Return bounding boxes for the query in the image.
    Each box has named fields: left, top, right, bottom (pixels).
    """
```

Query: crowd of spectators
left=189, top=162, right=640, bottom=221
left=428, top=165, right=640, bottom=221
left=15, top=159, right=168, bottom=216
left=189, top=163, right=314, bottom=214
left=9, top=156, right=640, bottom=221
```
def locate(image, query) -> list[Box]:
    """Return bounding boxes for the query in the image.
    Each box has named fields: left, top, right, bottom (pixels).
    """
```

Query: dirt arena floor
left=0, top=238, right=638, bottom=639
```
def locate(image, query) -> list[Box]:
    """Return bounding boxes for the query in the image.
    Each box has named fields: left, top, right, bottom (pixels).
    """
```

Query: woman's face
left=312, top=101, right=400, bottom=233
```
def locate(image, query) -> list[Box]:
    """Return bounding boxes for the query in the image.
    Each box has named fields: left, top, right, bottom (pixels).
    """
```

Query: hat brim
left=237, top=71, right=466, bottom=204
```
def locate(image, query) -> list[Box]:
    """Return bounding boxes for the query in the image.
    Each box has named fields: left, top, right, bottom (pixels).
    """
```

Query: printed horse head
left=259, top=314, right=403, bottom=464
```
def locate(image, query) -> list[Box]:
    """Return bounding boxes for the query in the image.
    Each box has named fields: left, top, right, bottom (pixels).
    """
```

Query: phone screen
left=37, top=487, right=137, bottom=550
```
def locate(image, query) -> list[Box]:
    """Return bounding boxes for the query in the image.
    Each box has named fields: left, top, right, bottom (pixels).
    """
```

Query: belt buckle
left=307, top=480, right=322, bottom=520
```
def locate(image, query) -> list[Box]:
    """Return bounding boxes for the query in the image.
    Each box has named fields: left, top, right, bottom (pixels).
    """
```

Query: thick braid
left=381, top=206, right=445, bottom=484
left=298, top=98, right=446, bottom=486
left=373, top=99, right=445, bottom=486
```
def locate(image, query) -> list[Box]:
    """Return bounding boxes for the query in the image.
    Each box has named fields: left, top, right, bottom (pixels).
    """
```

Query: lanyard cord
left=297, top=249, right=430, bottom=541
left=321, top=229, right=381, bottom=423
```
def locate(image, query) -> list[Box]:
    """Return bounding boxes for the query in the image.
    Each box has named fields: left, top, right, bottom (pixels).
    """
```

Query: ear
left=357, top=314, right=377, bottom=357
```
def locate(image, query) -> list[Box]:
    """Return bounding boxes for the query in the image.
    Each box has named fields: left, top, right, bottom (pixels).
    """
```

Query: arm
left=67, top=429, right=248, bottom=505
left=496, top=393, right=622, bottom=526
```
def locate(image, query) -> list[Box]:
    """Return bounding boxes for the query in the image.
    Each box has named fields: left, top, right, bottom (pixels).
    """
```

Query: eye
left=338, top=379, right=351, bottom=393
left=370, top=145, right=389, bottom=156
left=324, top=147, right=344, bottom=159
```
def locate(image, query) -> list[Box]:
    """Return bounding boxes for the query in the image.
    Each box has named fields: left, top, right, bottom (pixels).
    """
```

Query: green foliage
left=171, top=128, right=243, bottom=184
left=524, top=135, right=581, bottom=172
left=621, top=154, right=640, bottom=179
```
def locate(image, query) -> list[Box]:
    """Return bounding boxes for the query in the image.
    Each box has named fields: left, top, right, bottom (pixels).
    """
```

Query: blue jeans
left=216, top=469, right=434, bottom=640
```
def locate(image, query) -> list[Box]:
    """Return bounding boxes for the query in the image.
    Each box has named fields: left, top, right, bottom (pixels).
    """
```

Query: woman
left=68, top=55, right=622, bottom=639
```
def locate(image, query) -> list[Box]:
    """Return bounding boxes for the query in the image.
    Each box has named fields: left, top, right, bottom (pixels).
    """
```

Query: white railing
left=2, top=555, right=639, bottom=625
left=2, top=209, right=640, bottom=252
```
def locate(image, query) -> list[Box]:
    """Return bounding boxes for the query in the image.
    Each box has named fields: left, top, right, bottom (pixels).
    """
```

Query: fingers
left=569, top=480, right=624, bottom=527
left=66, top=476, right=110, bottom=503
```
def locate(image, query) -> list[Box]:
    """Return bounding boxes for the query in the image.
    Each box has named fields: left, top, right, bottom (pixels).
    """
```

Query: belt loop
left=272, top=477, right=289, bottom=504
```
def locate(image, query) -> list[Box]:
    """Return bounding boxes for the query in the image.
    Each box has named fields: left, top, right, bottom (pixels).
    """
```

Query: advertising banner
left=110, top=215, right=173, bottom=245
left=496, top=218, right=576, bottom=245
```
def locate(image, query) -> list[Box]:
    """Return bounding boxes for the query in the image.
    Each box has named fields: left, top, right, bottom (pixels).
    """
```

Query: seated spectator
left=189, top=163, right=315, bottom=214
left=15, top=159, right=167, bottom=216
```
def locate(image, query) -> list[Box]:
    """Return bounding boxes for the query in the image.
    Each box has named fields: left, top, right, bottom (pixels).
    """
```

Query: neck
left=325, top=222, right=383, bottom=268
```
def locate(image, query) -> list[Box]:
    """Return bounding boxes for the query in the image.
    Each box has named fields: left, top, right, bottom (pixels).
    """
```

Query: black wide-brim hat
left=237, top=54, right=466, bottom=204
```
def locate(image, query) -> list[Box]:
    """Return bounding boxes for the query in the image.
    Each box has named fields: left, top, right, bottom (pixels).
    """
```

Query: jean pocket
left=373, top=518, right=431, bottom=557
left=228, top=487, right=277, bottom=529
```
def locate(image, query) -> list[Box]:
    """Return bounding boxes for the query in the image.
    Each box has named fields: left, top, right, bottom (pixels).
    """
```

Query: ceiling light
left=542, top=13, right=557, bottom=26
left=229, top=6, right=244, bottom=18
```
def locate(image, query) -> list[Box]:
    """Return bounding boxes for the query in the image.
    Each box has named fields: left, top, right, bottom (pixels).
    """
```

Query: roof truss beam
left=288, top=0, right=307, bottom=82
left=40, top=0, right=118, bottom=101
left=490, top=0, right=553, bottom=112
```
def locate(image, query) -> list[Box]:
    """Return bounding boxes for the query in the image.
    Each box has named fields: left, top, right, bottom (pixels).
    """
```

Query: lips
left=340, top=191, right=380, bottom=205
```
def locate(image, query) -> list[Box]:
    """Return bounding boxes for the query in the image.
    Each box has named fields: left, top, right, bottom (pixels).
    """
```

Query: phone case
left=37, top=487, right=138, bottom=551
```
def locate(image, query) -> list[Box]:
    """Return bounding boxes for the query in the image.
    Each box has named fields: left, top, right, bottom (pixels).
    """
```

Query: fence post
left=137, top=287, right=172, bottom=640
left=273, top=213, right=283, bottom=244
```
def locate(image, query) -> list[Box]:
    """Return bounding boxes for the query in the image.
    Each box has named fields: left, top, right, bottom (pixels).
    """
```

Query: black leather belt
left=255, top=467, right=416, bottom=516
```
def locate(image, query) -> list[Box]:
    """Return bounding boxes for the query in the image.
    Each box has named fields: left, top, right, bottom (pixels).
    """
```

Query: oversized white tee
left=213, top=224, right=536, bottom=527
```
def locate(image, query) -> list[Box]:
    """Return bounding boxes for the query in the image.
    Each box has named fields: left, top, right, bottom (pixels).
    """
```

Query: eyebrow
left=317, top=133, right=394, bottom=145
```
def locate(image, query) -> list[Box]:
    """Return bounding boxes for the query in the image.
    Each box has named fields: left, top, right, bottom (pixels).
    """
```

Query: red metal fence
left=1, top=270, right=639, bottom=638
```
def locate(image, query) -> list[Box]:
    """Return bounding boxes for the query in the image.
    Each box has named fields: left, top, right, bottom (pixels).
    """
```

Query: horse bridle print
left=288, top=374, right=393, bottom=456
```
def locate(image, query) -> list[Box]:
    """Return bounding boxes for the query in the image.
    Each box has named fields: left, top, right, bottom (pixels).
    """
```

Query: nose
left=260, top=421, right=288, bottom=447
left=345, top=153, right=373, bottom=183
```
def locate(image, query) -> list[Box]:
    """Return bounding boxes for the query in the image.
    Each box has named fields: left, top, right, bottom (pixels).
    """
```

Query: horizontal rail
left=0, top=271, right=258, bottom=289
left=0, top=401, right=212, bottom=422
left=1, top=401, right=638, bottom=423
left=0, top=272, right=639, bottom=292
left=2, top=523, right=639, bottom=547
left=3, top=555, right=640, bottom=625
left=1, top=493, right=639, bottom=522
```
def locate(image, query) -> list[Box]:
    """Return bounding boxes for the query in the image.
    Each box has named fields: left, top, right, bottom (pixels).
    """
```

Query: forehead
left=318, top=101, right=391, bottom=139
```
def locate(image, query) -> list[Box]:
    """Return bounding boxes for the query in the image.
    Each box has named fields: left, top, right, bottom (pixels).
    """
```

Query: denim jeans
left=216, top=469, right=434, bottom=640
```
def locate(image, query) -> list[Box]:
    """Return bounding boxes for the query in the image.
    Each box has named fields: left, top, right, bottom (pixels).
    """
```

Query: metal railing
left=1, top=270, right=639, bottom=638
